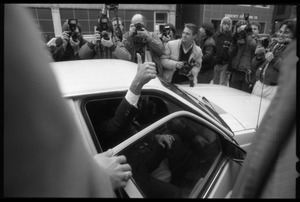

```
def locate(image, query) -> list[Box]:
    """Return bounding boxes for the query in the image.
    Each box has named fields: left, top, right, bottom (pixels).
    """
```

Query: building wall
left=178, top=4, right=275, bottom=35
left=272, top=5, right=297, bottom=34
left=19, top=4, right=176, bottom=42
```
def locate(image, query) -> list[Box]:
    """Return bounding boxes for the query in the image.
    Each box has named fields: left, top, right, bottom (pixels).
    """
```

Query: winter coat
left=51, top=36, right=88, bottom=61
left=251, top=39, right=289, bottom=85
left=198, top=35, right=216, bottom=73
left=160, top=39, right=202, bottom=82
left=228, top=34, right=257, bottom=73
left=122, top=31, right=165, bottom=77
left=78, top=35, right=131, bottom=60
left=213, top=30, right=233, bottom=64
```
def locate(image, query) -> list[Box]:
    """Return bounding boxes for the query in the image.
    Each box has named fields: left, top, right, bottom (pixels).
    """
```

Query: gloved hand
left=70, top=36, right=80, bottom=52
left=92, top=31, right=101, bottom=45
left=101, top=33, right=114, bottom=48
left=255, top=47, right=266, bottom=55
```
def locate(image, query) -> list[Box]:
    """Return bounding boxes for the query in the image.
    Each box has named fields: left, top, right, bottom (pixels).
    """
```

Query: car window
left=114, top=114, right=223, bottom=198
left=84, top=95, right=182, bottom=152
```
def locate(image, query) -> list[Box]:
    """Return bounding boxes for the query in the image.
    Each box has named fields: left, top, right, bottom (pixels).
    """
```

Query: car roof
left=50, top=59, right=162, bottom=98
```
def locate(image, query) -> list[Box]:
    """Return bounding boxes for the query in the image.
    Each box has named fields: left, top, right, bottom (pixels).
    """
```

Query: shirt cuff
left=125, top=89, right=140, bottom=108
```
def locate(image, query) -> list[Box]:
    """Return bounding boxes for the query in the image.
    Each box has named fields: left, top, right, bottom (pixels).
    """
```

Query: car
left=50, top=59, right=271, bottom=198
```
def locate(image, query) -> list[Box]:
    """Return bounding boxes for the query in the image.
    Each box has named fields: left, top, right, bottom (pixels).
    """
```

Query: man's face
left=222, top=22, right=230, bottom=32
left=181, top=27, right=196, bottom=43
left=112, top=20, right=124, bottom=32
left=277, top=24, right=293, bottom=44
left=131, top=17, right=145, bottom=28
left=251, top=25, right=259, bottom=37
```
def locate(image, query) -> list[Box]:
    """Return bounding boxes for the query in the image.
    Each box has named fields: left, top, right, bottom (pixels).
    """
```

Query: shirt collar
left=181, top=41, right=194, bottom=53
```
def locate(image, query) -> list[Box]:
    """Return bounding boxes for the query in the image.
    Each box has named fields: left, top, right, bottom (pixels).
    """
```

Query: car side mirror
left=221, top=139, right=246, bottom=163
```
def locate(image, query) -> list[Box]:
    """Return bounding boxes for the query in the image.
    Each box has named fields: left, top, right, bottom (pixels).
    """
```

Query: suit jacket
left=98, top=98, right=139, bottom=150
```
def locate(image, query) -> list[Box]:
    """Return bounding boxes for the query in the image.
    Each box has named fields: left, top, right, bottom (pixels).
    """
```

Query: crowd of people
left=46, top=11, right=296, bottom=101
left=5, top=4, right=297, bottom=198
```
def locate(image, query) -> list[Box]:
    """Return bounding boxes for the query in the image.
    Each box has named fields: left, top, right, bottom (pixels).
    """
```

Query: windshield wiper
left=202, top=96, right=235, bottom=136
left=202, top=96, right=217, bottom=113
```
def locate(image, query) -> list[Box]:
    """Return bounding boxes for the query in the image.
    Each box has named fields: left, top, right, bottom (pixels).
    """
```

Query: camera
left=223, top=40, right=231, bottom=48
left=179, top=62, right=193, bottom=76
left=134, top=23, right=144, bottom=35
left=68, top=19, right=77, bottom=32
left=135, top=23, right=144, bottom=31
left=258, top=37, right=270, bottom=49
left=244, top=13, right=249, bottom=22
left=161, top=25, right=171, bottom=38
left=179, top=59, right=196, bottom=76
left=67, top=19, right=79, bottom=42
left=96, top=15, right=111, bottom=40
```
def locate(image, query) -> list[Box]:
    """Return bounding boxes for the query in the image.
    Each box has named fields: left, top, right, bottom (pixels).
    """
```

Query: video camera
left=67, top=19, right=79, bottom=42
left=258, top=37, right=270, bottom=49
left=236, top=13, right=252, bottom=40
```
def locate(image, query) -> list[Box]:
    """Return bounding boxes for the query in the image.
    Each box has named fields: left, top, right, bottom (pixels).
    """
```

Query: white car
left=50, top=59, right=271, bottom=198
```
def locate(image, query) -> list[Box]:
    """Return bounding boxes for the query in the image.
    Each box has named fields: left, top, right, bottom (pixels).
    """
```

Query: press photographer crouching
left=78, top=14, right=131, bottom=60
left=50, top=19, right=88, bottom=61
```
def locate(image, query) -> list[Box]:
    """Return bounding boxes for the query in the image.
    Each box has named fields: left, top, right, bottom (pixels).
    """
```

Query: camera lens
left=71, top=33, right=78, bottom=42
left=135, top=23, right=143, bottom=31
left=102, top=32, right=110, bottom=40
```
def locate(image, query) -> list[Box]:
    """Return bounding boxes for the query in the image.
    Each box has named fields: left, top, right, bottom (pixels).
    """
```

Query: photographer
left=159, top=23, right=177, bottom=45
left=161, top=23, right=202, bottom=86
left=111, top=17, right=124, bottom=42
left=50, top=19, right=88, bottom=61
left=196, top=22, right=216, bottom=84
left=122, top=14, right=164, bottom=75
left=228, top=19, right=257, bottom=93
left=79, top=14, right=131, bottom=60
left=251, top=19, right=296, bottom=100
left=212, top=16, right=233, bottom=86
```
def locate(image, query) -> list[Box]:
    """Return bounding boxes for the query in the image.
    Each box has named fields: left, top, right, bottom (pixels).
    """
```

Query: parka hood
left=220, top=17, right=232, bottom=33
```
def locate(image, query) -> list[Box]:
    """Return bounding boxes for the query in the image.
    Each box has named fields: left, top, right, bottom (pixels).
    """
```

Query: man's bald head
left=131, top=14, right=147, bottom=27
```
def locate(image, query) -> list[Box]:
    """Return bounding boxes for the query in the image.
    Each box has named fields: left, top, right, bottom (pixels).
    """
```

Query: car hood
left=178, top=84, right=271, bottom=132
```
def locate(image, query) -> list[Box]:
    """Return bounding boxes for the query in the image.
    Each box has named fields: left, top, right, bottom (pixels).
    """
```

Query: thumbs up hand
left=130, top=53, right=157, bottom=95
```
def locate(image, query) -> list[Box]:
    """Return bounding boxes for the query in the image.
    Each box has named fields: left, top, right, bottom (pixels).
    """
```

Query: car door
left=111, top=111, right=245, bottom=198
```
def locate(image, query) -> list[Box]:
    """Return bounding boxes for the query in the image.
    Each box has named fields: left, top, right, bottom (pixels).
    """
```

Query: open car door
left=111, top=111, right=246, bottom=198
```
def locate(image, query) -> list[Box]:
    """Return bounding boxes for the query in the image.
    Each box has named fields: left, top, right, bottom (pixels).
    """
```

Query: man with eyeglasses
left=122, top=14, right=164, bottom=76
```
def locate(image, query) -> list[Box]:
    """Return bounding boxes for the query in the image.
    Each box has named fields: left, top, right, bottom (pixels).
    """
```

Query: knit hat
left=201, top=22, right=215, bottom=36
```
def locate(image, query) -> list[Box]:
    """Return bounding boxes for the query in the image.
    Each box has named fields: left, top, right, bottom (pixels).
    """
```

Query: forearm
left=78, top=42, right=95, bottom=59
left=129, top=77, right=144, bottom=95
left=145, top=35, right=164, bottom=56
left=112, top=44, right=132, bottom=61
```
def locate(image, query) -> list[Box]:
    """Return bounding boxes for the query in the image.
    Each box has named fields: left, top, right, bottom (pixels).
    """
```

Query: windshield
left=159, top=78, right=232, bottom=132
